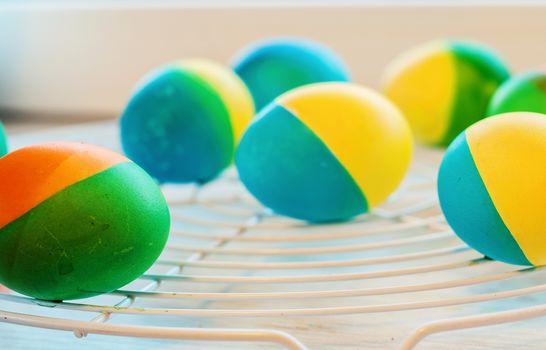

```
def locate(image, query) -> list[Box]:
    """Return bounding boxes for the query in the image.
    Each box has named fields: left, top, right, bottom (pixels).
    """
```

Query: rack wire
left=1, top=120, right=546, bottom=350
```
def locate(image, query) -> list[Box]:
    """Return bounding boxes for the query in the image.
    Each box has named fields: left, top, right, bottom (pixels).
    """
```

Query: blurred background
left=0, top=0, right=545, bottom=123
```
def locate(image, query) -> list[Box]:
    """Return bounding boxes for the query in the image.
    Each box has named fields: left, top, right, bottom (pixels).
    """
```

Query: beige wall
left=0, top=4, right=545, bottom=117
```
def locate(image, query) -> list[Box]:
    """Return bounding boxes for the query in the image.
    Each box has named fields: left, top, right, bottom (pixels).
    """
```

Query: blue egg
left=120, top=60, right=254, bottom=184
left=232, top=37, right=351, bottom=110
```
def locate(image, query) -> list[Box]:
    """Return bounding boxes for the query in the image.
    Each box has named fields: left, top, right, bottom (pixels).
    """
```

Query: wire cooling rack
left=1, top=120, right=546, bottom=350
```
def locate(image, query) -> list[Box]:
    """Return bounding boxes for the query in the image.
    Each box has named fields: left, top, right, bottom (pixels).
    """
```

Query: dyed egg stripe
left=236, top=103, right=367, bottom=222
left=466, top=113, right=546, bottom=265
left=533, top=70, right=546, bottom=92
left=438, top=133, right=530, bottom=265
left=0, top=142, right=128, bottom=229
left=167, top=64, right=234, bottom=149
left=179, top=60, right=254, bottom=143
left=277, top=83, right=413, bottom=207
left=382, top=41, right=455, bottom=145
left=0, top=162, right=169, bottom=300
left=444, top=42, right=510, bottom=145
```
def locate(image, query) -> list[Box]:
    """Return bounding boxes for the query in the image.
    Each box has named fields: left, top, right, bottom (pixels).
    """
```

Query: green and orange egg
left=0, top=142, right=170, bottom=300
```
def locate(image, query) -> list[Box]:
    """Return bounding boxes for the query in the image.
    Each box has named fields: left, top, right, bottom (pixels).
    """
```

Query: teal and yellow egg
left=382, top=40, right=510, bottom=147
left=0, top=142, right=170, bottom=300
left=0, top=121, right=8, bottom=157
left=232, top=37, right=351, bottom=111
left=487, top=68, right=546, bottom=115
left=0, top=122, right=11, bottom=294
left=121, top=59, right=254, bottom=184
left=236, top=82, right=413, bottom=222
left=438, top=112, right=546, bottom=266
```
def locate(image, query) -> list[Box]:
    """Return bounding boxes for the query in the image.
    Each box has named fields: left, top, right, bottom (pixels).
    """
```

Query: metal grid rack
left=1, top=120, right=546, bottom=350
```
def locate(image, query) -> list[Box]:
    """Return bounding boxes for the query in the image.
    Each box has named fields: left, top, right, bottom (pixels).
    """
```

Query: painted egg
left=382, top=40, right=510, bottom=147
left=236, top=82, right=413, bottom=222
left=0, top=121, right=8, bottom=157
left=232, top=37, right=351, bottom=111
left=0, top=142, right=170, bottom=300
left=121, top=59, right=254, bottom=184
left=487, top=69, right=546, bottom=115
left=438, top=112, right=546, bottom=266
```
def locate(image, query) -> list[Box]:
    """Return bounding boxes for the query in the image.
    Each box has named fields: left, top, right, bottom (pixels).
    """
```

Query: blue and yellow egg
left=232, top=37, right=351, bottom=111
left=236, top=82, right=413, bottom=222
left=382, top=40, right=510, bottom=147
left=487, top=68, right=546, bottom=115
left=0, top=121, right=8, bottom=157
left=438, top=112, right=546, bottom=266
left=121, top=59, right=254, bottom=184
left=0, top=122, right=9, bottom=294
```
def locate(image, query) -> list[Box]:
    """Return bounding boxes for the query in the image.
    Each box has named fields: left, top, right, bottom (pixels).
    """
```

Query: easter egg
left=0, top=121, right=8, bottom=157
left=121, top=59, right=254, bottom=184
left=232, top=38, right=351, bottom=111
left=382, top=40, right=510, bottom=147
left=438, top=112, right=546, bottom=266
left=236, top=82, right=413, bottom=222
left=487, top=69, right=546, bottom=115
left=0, top=142, right=170, bottom=300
